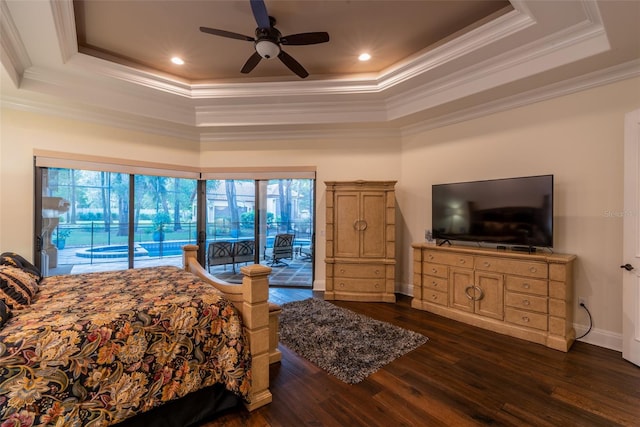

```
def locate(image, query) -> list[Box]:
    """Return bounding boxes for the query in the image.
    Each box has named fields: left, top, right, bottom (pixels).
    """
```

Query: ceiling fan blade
left=241, top=51, right=263, bottom=74
left=280, top=32, right=330, bottom=46
left=200, top=27, right=254, bottom=42
left=250, top=0, right=271, bottom=29
left=278, top=50, right=309, bottom=79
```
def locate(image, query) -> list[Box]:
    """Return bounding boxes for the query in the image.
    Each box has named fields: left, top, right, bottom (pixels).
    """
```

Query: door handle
left=620, top=263, right=635, bottom=271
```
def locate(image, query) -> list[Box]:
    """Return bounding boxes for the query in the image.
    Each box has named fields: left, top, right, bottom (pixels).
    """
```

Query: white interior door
left=623, top=108, right=640, bottom=366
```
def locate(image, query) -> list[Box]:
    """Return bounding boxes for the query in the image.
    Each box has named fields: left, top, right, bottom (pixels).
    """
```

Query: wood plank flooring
left=205, top=289, right=640, bottom=426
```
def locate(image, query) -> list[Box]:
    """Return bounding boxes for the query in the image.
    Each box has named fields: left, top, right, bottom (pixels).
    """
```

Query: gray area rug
left=279, top=298, right=428, bottom=384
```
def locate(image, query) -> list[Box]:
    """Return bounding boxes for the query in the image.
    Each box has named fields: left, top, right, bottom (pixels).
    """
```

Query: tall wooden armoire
left=324, top=180, right=396, bottom=302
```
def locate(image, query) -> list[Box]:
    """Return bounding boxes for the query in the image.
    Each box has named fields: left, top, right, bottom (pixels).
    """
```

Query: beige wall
left=399, top=76, right=640, bottom=349
left=2, top=76, right=639, bottom=350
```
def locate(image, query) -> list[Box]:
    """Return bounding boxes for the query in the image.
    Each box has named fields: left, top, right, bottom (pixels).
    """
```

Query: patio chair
left=265, top=233, right=295, bottom=267
left=299, top=241, right=313, bottom=261
left=231, top=240, right=255, bottom=272
left=207, top=241, right=234, bottom=272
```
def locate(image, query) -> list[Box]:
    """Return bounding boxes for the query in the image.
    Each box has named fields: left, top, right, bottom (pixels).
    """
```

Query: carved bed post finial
left=182, top=244, right=199, bottom=269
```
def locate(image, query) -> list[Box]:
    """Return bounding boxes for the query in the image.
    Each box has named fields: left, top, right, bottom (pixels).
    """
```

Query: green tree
left=226, top=180, right=240, bottom=236
left=278, top=179, right=292, bottom=232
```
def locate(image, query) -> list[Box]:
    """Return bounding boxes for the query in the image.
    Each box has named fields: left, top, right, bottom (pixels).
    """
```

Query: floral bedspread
left=0, top=266, right=252, bottom=426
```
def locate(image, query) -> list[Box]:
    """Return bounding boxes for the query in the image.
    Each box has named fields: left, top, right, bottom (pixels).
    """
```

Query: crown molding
left=199, top=126, right=401, bottom=143
left=377, top=6, right=534, bottom=92
left=401, top=59, right=640, bottom=138
left=0, top=0, right=31, bottom=86
left=0, top=93, right=200, bottom=141
left=3, top=59, right=637, bottom=144
left=387, top=2, right=607, bottom=120
left=195, top=100, right=388, bottom=127
left=50, top=0, right=76, bottom=63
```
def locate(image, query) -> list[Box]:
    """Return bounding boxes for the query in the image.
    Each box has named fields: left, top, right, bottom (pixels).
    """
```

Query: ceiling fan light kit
left=255, top=40, right=280, bottom=59
left=199, top=0, right=329, bottom=78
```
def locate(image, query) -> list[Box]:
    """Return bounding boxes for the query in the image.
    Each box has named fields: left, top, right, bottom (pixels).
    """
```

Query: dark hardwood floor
left=205, top=289, right=640, bottom=426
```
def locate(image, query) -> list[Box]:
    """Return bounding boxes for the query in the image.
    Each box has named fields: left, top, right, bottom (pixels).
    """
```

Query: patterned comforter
left=0, top=266, right=252, bottom=426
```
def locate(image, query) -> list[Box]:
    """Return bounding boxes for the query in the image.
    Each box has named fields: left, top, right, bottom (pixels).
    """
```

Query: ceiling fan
left=199, top=0, right=329, bottom=79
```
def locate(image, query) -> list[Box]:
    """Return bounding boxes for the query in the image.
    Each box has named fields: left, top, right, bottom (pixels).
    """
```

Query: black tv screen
left=432, top=175, right=553, bottom=248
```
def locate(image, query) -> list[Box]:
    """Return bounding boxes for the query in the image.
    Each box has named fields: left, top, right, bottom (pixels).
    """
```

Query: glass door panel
left=205, top=179, right=256, bottom=279
left=132, top=175, right=197, bottom=267
left=40, top=168, right=130, bottom=276
left=261, top=178, right=314, bottom=286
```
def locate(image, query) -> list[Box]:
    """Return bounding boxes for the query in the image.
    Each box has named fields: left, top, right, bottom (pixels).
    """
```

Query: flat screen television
left=432, top=174, right=553, bottom=249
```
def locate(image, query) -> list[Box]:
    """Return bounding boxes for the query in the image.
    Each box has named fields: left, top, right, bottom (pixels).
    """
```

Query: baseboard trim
left=574, top=324, right=622, bottom=352
left=312, top=279, right=326, bottom=292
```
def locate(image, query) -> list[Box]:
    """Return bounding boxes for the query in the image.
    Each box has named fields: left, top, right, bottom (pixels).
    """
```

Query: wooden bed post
left=182, top=245, right=273, bottom=411
left=239, top=263, right=273, bottom=411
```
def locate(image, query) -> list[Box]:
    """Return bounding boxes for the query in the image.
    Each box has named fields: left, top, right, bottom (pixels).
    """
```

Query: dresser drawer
left=334, top=263, right=385, bottom=278
left=505, top=276, right=548, bottom=296
left=505, top=308, right=548, bottom=331
left=505, top=292, right=548, bottom=314
left=423, top=289, right=448, bottom=306
left=334, top=278, right=385, bottom=293
left=423, top=262, right=448, bottom=278
left=423, top=275, right=448, bottom=292
left=476, top=257, right=547, bottom=279
left=424, top=250, right=473, bottom=268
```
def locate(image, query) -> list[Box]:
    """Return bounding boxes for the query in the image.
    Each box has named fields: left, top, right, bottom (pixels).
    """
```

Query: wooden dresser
left=325, top=181, right=396, bottom=302
left=411, top=244, right=576, bottom=351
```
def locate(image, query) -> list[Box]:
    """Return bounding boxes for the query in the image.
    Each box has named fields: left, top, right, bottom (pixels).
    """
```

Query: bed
left=0, top=245, right=273, bottom=426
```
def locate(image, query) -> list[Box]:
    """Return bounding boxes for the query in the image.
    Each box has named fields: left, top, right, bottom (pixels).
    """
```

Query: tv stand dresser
left=411, top=244, right=576, bottom=351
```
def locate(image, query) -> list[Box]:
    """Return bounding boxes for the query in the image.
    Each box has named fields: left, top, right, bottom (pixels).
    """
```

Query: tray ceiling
left=1, top=0, right=639, bottom=141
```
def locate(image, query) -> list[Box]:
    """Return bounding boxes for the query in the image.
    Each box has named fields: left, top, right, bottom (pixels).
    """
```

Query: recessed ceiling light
left=358, top=53, right=371, bottom=62
left=171, top=57, right=184, bottom=65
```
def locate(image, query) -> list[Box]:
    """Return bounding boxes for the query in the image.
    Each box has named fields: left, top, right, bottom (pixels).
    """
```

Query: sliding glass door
left=204, top=178, right=314, bottom=287
left=37, top=167, right=197, bottom=275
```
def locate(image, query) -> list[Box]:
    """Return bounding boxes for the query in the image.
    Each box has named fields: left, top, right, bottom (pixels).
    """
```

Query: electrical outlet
left=578, top=297, right=586, bottom=306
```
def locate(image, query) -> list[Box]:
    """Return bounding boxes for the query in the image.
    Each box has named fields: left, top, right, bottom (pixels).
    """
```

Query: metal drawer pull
left=522, top=283, right=530, bottom=289
left=529, top=266, right=537, bottom=273
left=432, top=294, right=438, bottom=300
left=375, top=270, right=380, bottom=275
left=465, top=286, right=474, bottom=300
left=432, top=268, right=437, bottom=274
left=523, top=299, right=530, bottom=306
left=483, top=261, right=490, bottom=267
left=352, top=219, right=368, bottom=231
left=340, top=269, right=345, bottom=274
left=432, top=281, right=438, bottom=287
left=464, top=285, right=484, bottom=301
left=522, top=316, right=530, bottom=323
left=339, top=283, right=345, bottom=287
left=459, top=258, right=466, bottom=264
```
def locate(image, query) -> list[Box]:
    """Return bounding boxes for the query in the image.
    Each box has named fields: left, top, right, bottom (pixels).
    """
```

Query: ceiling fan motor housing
left=255, top=27, right=281, bottom=59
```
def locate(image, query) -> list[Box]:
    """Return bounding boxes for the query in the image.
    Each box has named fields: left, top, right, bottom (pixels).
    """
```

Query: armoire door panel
left=334, top=192, right=360, bottom=257
left=361, top=192, right=386, bottom=257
